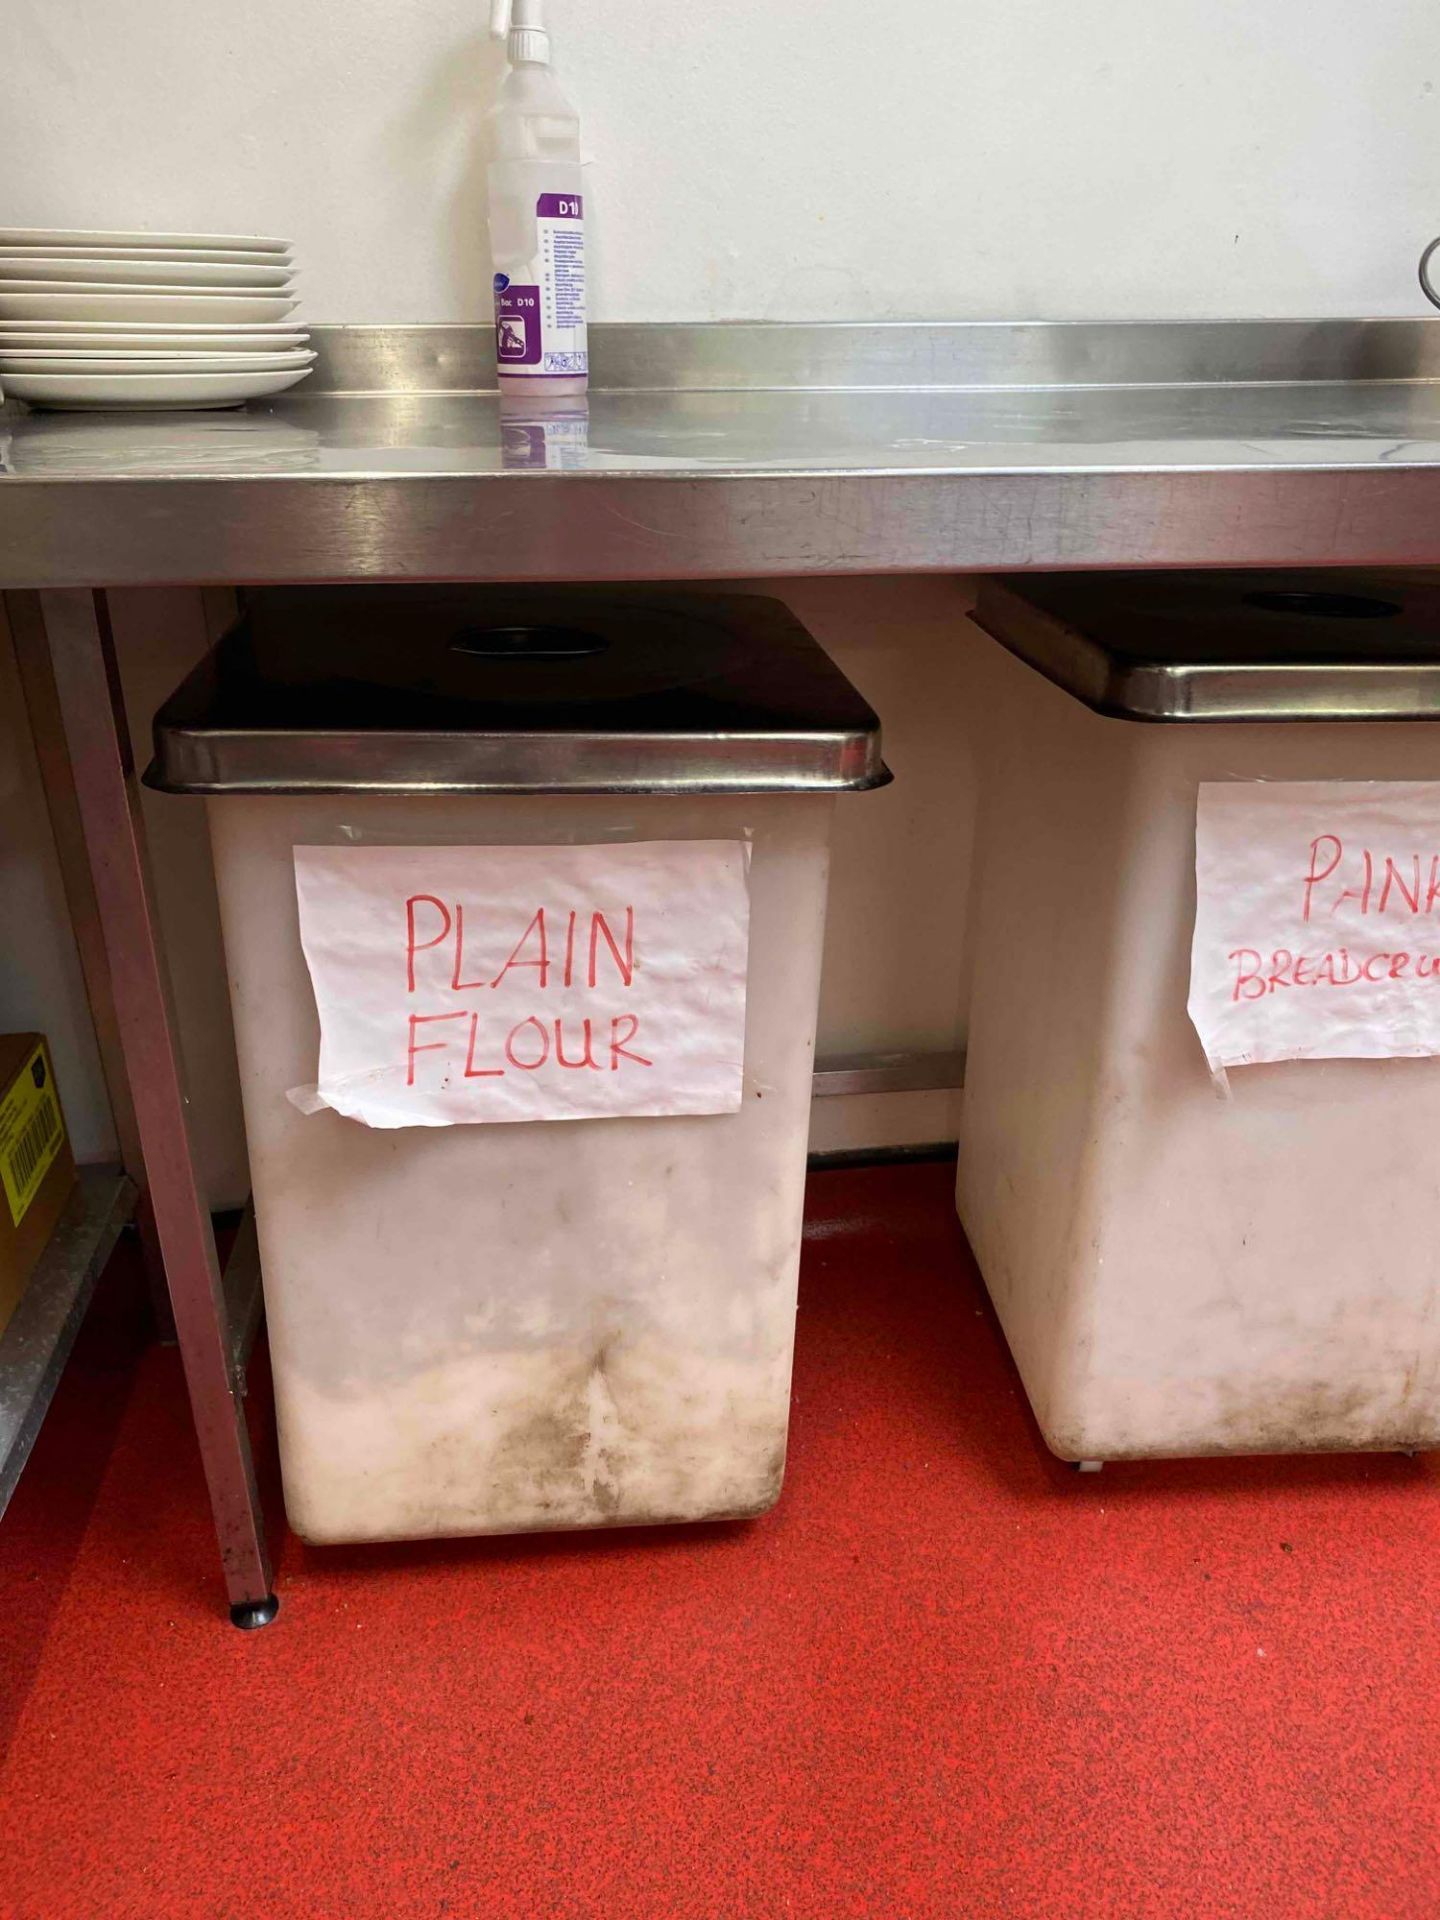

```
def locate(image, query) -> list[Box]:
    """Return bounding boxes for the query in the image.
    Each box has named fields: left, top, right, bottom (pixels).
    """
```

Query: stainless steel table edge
left=8, top=467, right=1440, bottom=589
left=6, top=320, right=1440, bottom=585
left=9, top=323, right=1440, bottom=1620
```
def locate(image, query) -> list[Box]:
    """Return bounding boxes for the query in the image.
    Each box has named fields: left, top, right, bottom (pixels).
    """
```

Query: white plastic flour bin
left=146, top=587, right=886, bottom=1543
left=960, top=572, right=1440, bottom=1463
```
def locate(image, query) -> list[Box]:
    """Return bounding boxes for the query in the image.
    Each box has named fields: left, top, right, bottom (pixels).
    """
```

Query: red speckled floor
left=3, top=1161, right=1440, bottom=1918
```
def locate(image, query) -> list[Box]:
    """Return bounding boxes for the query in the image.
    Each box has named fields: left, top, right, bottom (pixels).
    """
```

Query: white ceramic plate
left=0, top=246, right=292, bottom=266
left=3, top=366, right=313, bottom=409
left=0, top=290, right=299, bottom=322
left=0, top=351, right=315, bottom=374
left=0, top=258, right=294, bottom=287
left=0, top=227, right=292, bottom=253
left=0, top=331, right=308, bottom=354
left=0, top=319, right=307, bottom=340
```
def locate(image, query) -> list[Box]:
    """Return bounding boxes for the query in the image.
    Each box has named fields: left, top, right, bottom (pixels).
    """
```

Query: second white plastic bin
left=960, top=572, right=1440, bottom=1463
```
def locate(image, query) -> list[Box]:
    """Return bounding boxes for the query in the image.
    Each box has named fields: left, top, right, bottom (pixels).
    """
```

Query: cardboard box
left=0, top=1034, right=78, bottom=1338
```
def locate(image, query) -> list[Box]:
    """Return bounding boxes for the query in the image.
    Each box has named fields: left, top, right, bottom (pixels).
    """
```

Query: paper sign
left=1189, top=781, right=1440, bottom=1070
left=293, top=841, right=751, bottom=1127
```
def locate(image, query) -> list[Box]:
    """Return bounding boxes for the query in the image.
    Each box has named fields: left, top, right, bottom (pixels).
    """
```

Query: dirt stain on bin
left=280, top=1303, right=797, bottom=1543
left=1045, top=1371, right=1433, bottom=1464
left=470, top=1329, right=791, bottom=1530
left=1211, top=1377, right=1409, bottom=1455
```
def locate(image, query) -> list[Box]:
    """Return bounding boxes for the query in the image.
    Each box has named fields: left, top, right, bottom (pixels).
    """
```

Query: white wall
left=4, top=0, right=1437, bottom=323
left=790, top=577, right=977, bottom=1154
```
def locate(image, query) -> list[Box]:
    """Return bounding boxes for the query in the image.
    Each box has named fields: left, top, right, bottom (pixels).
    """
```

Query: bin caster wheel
left=1073, top=1460, right=1105, bottom=1474
left=229, top=1595, right=280, bottom=1631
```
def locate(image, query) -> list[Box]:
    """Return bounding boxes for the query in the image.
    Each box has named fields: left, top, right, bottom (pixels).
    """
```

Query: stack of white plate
left=0, top=227, right=313, bottom=410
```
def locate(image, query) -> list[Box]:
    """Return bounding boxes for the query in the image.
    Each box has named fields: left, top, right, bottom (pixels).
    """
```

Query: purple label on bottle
left=494, top=283, right=543, bottom=366
left=536, top=193, right=583, bottom=219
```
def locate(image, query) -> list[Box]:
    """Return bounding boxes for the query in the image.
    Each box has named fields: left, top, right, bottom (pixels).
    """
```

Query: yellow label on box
left=0, top=1043, right=64, bottom=1228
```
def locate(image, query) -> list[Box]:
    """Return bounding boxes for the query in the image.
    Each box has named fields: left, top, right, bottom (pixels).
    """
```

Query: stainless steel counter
left=4, top=320, right=1440, bottom=586
left=10, top=319, right=1440, bottom=1618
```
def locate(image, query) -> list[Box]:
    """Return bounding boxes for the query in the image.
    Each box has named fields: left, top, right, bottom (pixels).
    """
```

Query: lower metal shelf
left=0, top=1166, right=137, bottom=1516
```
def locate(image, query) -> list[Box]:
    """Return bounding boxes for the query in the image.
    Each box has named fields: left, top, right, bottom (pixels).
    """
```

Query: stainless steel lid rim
left=975, top=572, right=1440, bottom=723
left=145, top=739, right=892, bottom=794
left=146, top=772, right=895, bottom=796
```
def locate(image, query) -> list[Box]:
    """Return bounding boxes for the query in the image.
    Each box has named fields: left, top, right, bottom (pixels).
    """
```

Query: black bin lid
left=973, top=571, right=1440, bottom=722
left=144, top=586, right=890, bottom=795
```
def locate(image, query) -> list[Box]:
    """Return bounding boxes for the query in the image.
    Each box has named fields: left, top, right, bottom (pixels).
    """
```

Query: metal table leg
left=38, top=588, right=276, bottom=1629
left=6, top=591, right=176, bottom=1344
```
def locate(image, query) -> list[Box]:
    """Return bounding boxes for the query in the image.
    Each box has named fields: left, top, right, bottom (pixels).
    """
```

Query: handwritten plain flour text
left=403, top=897, right=652, bottom=1085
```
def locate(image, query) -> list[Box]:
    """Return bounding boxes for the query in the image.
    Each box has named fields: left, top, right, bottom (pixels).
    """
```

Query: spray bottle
left=487, top=0, right=588, bottom=395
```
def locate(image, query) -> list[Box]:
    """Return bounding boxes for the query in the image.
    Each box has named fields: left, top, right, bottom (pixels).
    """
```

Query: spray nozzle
left=490, top=0, right=550, bottom=62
